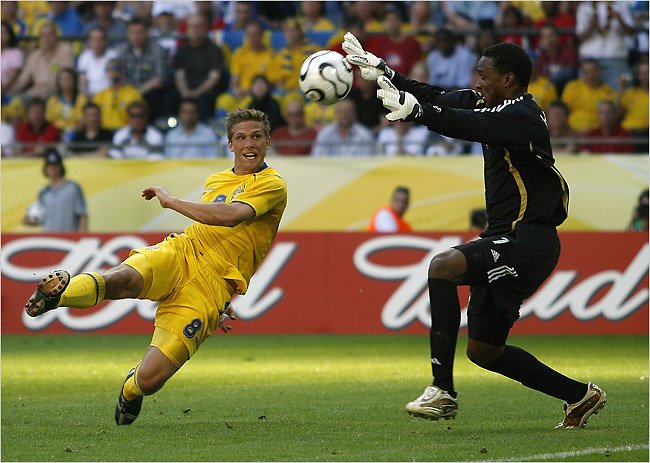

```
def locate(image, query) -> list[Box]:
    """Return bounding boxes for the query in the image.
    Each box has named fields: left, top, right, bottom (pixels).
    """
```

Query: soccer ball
left=299, top=50, right=353, bottom=105
left=26, top=202, right=43, bottom=224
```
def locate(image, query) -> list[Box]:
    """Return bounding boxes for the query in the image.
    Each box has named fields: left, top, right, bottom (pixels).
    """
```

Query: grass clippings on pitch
left=1, top=334, right=648, bottom=462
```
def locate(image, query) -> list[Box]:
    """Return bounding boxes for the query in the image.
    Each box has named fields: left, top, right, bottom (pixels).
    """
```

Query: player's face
left=229, top=121, right=270, bottom=175
left=475, top=56, right=509, bottom=107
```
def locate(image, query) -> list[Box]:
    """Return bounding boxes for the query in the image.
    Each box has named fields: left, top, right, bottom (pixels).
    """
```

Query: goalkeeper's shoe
left=115, top=368, right=143, bottom=426
left=555, top=382, right=606, bottom=429
left=24, top=270, right=70, bottom=317
left=405, top=385, right=458, bottom=420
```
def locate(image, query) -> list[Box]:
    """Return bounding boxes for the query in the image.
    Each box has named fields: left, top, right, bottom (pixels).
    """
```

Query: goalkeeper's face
left=474, top=56, right=510, bottom=108
left=229, top=120, right=270, bottom=175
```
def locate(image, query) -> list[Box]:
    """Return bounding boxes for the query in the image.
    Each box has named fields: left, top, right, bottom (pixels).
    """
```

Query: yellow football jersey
left=184, top=164, right=287, bottom=294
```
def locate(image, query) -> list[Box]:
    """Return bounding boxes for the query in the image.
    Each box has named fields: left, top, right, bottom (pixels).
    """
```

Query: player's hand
left=376, top=76, right=423, bottom=122
left=342, top=32, right=393, bottom=81
left=218, top=304, right=237, bottom=333
left=142, top=186, right=173, bottom=208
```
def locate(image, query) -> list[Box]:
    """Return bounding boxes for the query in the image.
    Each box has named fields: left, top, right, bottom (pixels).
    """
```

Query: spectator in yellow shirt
left=270, top=19, right=320, bottom=94
left=528, top=62, right=558, bottom=112
left=618, top=59, right=649, bottom=132
left=92, top=59, right=143, bottom=131
left=229, top=20, right=275, bottom=101
left=618, top=58, right=649, bottom=152
left=297, top=1, right=337, bottom=34
left=46, top=68, right=88, bottom=141
left=18, top=0, right=49, bottom=34
left=304, top=99, right=336, bottom=131
left=561, top=59, right=616, bottom=132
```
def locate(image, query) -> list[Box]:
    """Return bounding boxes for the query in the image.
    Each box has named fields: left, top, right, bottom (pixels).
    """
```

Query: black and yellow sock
left=58, top=272, right=106, bottom=308
left=122, top=363, right=144, bottom=401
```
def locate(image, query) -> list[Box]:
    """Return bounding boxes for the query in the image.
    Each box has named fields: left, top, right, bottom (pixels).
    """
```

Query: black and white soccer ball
left=298, top=50, right=353, bottom=105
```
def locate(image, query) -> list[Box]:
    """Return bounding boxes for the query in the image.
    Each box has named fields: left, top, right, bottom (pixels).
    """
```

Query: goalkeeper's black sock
left=428, top=278, right=460, bottom=397
left=484, top=345, right=587, bottom=403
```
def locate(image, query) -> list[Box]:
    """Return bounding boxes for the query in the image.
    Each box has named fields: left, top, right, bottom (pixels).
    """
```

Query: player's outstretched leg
left=24, top=270, right=70, bottom=317
left=115, top=368, right=144, bottom=425
left=405, top=385, right=458, bottom=420
left=555, top=382, right=606, bottom=429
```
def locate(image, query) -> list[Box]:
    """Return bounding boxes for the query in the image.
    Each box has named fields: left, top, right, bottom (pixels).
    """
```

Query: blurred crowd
left=1, top=0, right=648, bottom=159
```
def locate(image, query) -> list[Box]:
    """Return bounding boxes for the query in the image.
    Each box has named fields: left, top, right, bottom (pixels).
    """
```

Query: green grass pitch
left=2, top=334, right=648, bottom=462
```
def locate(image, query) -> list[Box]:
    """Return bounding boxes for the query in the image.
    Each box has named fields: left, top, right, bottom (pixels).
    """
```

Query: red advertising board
left=1, top=232, right=648, bottom=335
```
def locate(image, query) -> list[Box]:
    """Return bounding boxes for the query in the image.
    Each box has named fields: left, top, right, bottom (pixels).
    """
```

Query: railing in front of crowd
left=1, top=137, right=648, bottom=158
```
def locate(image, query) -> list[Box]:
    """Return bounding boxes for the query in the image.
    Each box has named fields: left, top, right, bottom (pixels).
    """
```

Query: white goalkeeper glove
left=376, top=76, right=423, bottom=122
left=342, top=32, right=394, bottom=81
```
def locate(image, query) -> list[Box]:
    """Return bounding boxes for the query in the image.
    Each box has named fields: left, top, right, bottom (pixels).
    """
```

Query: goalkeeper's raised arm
left=342, top=32, right=477, bottom=110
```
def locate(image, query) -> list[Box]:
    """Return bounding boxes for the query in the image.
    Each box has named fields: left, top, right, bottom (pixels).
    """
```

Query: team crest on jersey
left=231, top=184, right=246, bottom=201
left=213, top=194, right=227, bottom=203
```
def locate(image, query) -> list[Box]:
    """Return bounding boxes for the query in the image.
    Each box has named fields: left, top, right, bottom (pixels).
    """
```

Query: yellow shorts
left=124, top=234, right=234, bottom=363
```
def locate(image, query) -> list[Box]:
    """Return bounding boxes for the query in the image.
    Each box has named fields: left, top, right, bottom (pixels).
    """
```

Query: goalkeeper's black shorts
left=453, top=224, right=560, bottom=345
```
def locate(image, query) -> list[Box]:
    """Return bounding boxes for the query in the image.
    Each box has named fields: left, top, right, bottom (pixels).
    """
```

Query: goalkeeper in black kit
left=343, top=33, right=606, bottom=429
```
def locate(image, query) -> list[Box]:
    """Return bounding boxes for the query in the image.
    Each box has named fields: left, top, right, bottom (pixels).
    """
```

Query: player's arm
left=418, top=105, right=538, bottom=145
left=142, top=186, right=255, bottom=227
left=390, top=72, right=478, bottom=109
left=376, top=76, right=532, bottom=145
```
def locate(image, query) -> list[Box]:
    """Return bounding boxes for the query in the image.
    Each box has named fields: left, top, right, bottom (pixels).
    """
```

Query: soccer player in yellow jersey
left=24, top=109, right=287, bottom=426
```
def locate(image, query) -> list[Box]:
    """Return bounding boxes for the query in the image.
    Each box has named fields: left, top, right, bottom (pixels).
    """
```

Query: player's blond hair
left=225, top=109, right=271, bottom=141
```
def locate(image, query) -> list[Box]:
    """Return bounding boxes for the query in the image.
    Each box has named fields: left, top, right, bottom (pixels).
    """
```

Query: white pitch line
left=494, top=443, right=649, bottom=462
left=604, top=155, right=649, bottom=181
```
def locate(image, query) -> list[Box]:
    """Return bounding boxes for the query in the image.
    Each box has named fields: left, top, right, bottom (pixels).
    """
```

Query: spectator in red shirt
left=16, top=97, right=60, bottom=156
left=580, top=100, right=634, bottom=154
left=498, top=4, right=529, bottom=49
left=271, top=100, right=316, bottom=156
left=365, top=8, right=423, bottom=77
left=536, top=23, right=579, bottom=94
left=531, top=1, right=577, bottom=49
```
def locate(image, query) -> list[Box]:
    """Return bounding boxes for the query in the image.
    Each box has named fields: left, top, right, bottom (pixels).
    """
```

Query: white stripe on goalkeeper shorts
left=487, top=265, right=518, bottom=282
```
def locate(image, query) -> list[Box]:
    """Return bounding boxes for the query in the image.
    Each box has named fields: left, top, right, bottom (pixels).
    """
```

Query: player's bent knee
left=466, top=341, right=503, bottom=368
left=135, top=368, right=168, bottom=395
left=135, top=343, right=181, bottom=395
left=466, top=348, right=488, bottom=368
left=103, top=264, right=144, bottom=299
left=428, top=249, right=465, bottom=281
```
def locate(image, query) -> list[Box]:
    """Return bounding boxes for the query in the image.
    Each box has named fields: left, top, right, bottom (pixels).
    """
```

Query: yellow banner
left=2, top=155, right=647, bottom=232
